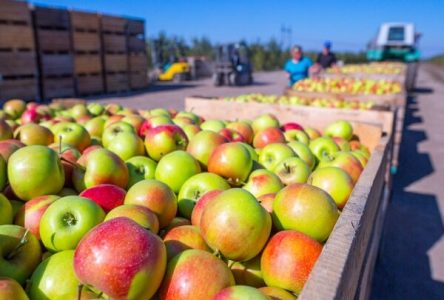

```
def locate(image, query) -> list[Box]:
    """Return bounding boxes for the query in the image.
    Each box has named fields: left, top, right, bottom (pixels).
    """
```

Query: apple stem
left=58, top=135, right=63, bottom=155
left=77, top=284, right=83, bottom=300
left=7, top=229, right=30, bottom=260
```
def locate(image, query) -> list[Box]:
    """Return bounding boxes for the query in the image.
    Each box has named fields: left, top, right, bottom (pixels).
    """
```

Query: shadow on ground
left=371, top=88, right=444, bottom=299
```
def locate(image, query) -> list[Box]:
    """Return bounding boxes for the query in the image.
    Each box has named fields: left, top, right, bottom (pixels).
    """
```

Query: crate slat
left=41, top=54, right=74, bottom=76
left=104, top=54, right=128, bottom=73
left=102, top=35, right=127, bottom=53
left=34, top=6, right=70, bottom=29
left=74, top=54, right=102, bottom=75
left=70, top=11, right=99, bottom=30
left=105, top=73, right=128, bottom=93
left=0, top=25, right=35, bottom=50
left=0, top=0, right=32, bottom=23
left=76, top=74, right=104, bottom=95
left=0, top=78, right=39, bottom=102
left=0, top=52, right=37, bottom=76
left=129, top=72, right=147, bottom=89
left=129, top=53, right=148, bottom=72
left=36, top=29, right=72, bottom=52
left=42, top=77, right=75, bottom=99
left=127, top=19, right=144, bottom=35
left=101, top=15, right=127, bottom=33
left=128, top=36, right=145, bottom=52
left=72, top=32, right=101, bottom=52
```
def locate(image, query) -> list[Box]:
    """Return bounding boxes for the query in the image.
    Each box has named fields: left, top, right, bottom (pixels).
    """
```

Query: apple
left=3, top=99, right=26, bottom=119
left=163, top=225, right=210, bottom=260
left=318, top=151, right=364, bottom=184
left=259, top=287, right=297, bottom=300
left=287, top=141, right=316, bottom=170
left=125, top=179, right=177, bottom=228
left=258, top=143, right=295, bottom=171
left=273, top=157, right=311, bottom=185
left=0, top=140, right=24, bottom=161
left=261, top=230, right=322, bottom=295
left=21, top=109, right=41, bottom=124
left=173, top=116, right=194, bottom=127
left=182, top=124, right=201, bottom=140
left=191, top=189, right=223, bottom=227
left=350, top=140, right=370, bottom=157
left=102, top=121, right=135, bottom=148
left=201, top=188, right=271, bottom=261
left=105, top=204, right=159, bottom=233
left=145, top=125, right=188, bottom=161
left=230, top=255, right=265, bottom=287
left=208, top=142, right=253, bottom=186
left=79, top=184, right=126, bottom=212
left=0, top=120, right=13, bottom=141
left=155, top=150, right=201, bottom=193
left=324, top=120, right=353, bottom=141
left=0, top=156, right=5, bottom=191
left=103, top=114, right=123, bottom=128
left=84, top=116, right=106, bottom=139
left=186, top=130, right=227, bottom=168
left=175, top=111, right=200, bottom=124
left=257, top=193, right=275, bottom=213
left=72, top=148, right=129, bottom=192
left=252, top=113, right=280, bottom=133
left=106, top=131, right=145, bottom=160
left=5, top=119, right=18, bottom=132
left=40, top=196, right=105, bottom=252
left=200, top=119, right=225, bottom=132
left=0, top=194, right=12, bottom=225
left=284, top=129, right=309, bottom=145
left=158, top=249, right=234, bottom=300
left=8, top=145, right=65, bottom=201
left=218, top=128, right=246, bottom=142
left=139, top=116, right=173, bottom=137
left=213, top=286, right=269, bottom=299
left=58, top=187, right=77, bottom=196
left=161, top=217, right=191, bottom=237
left=227, top=121, right=254, bottom=144
left=272, top=183, right=339, bottom=242
left=70, top=104, right=89, bottom=120
left=14, top=123, right=54, bottom=146
left=253, top=128, right=286, bottom=149
left=125, top=156, right=157, bottom=187
left=151, top=108, right=172, bottom=118
left=304, top=127, right=321, bottom=140
left=0, top=277, right=29, bottom=300
left=178, top=172, right=230, bottom=219
left=239, top=142, right=258, bottom=161
left=243, top=169, right=283, bottom=198
left=308, top=167, right=354, bottom=209
left=14, top=195, right=60, bottom=239
left=74, top=218, right=166, bottom=299
left=87, top=103, right=105, bottom=116
left=351, top=150, right=369, bottom=168
left=0, top=224, right=41, bottom=284
left=309, top=137, right=340, bottom=162
left=52, top=122, right=91, bottom=152
left=121, top=114, right=145, bottom=133
left=281, top=122, right=304, bottom=132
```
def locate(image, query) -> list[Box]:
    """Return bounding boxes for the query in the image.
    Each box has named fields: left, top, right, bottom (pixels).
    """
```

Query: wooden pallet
left=184, top=97, right=392, bottom=300
left=76, top=74, right=104, bottom=96
left=36, top=29, right=71, bottom=52
left=105, top=72, right=129, bottom=93
left=0, top=76, right=39, bottom=102
left=0, top=51, right=37, bottom=76
left=41, top=76, right=75, bottom=99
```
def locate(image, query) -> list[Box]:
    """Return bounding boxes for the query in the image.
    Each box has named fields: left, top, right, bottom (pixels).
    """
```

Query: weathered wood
left=0, top=0, right=32, bottom=23
left=72, top=32, right=101, bottom=52
left=0, top=52, right=37, bottom=76
left=51, top=97, right=86, bottom=107
left=101, top=15, right=127, bottom=33
left=0, top=77, right=38, bottom=102
left=40, top=54, right=74, bottom=76
left=42, top=77, right=75, bottom=99
left=0, top=25, right=35, bottom=50
left=74, top=54, right=102, bottom=75
left=36, top=29, right=72, bottom=52
left=128, top=36, right=146, bottom=52
left=70, top=11, right=100, bottom=31
left=127, top=19, right=144, bottom=35
left=76, top=74, right=104, bottom=95
left=104, top=54, right=128, bottom=73
left=129, top=53, right=148, bottom=72
left=102, top=35, right=127, bottom=53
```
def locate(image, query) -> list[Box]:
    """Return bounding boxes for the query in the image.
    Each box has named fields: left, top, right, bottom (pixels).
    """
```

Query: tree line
left=146, top=32, right=368, bottom=71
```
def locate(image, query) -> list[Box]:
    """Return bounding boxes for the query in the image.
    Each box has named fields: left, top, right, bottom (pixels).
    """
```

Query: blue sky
left=31, top=0, right=444, bottom=57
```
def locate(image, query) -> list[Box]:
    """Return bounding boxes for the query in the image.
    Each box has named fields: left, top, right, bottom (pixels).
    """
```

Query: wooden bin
left=0, top=0, right=39, bottom=102
left=105, top=73, right=129, bottom=93
left=185, top=97, right=392, bottom=300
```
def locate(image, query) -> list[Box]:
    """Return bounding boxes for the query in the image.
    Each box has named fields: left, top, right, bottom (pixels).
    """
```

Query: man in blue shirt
left=284, top=45, right=312, bottom=86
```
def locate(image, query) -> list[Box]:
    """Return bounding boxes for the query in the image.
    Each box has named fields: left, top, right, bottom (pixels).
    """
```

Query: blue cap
left=324, top=40, right=332, bottom=49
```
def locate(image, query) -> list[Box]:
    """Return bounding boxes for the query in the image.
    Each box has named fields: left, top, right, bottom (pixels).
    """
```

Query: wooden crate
left=0, top=52, right=37, bottom=77
left=104, top=54, right=128, bottom=73
left=128, top=35, right=145, bottom=52
left=103, top=35, right=127, bottom=53
left=36, top=29, right=71, bottom=52
left=0, top=77, right=39, bottom=102
left=129, top=71, right=147, bottom=89
left=70, top=11, right=101, bottom=53
left=129, top=52, right=148, bottom=73
left=0, top=24, right=35, bottom=50
left=105, top=73, right=129, bottom=93
left=74, top=54, right=102, bottom=75
left=76, top=74, right=104, bottom=96
left=40, top=54, right=74, bottom=76
left=51, top=98, right=86, bottom=108
left=42, top=77, right=75, bottom=99
left=185, top=97, right=392, bottom=300
left=0, top=0, right=32, bottom=23
left=127, top=19, right=144, bottom=35
left=101, top=15, right=127, bottom=34
left=70, top=11, right=100, bottom=31
left=33, top=6, right=70, bottom=29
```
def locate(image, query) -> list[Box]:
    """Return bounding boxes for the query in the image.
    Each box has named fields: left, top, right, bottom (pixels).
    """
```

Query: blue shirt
left=284, top=57, right=312, bottom=86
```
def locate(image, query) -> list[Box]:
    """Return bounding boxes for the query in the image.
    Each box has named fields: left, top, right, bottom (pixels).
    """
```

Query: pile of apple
left=0, top=99, right=370, bottom=300
left=223, top=93, right=375, bottom=110
left=293, top=77, right=402, bottom=95
left=326, top=62, right=404, bottom=75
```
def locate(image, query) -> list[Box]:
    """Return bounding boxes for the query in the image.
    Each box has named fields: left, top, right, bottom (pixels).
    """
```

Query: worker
left=315, top=41, right=337, bottom=69
left=284, top=45, right=313, bottom=86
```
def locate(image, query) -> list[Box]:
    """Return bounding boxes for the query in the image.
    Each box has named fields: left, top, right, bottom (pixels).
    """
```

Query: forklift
left=367, top=22, right=421, bottom=90
left=213, top=42, right=253, bottom=86
left=151, top=40, right=191, bottom=82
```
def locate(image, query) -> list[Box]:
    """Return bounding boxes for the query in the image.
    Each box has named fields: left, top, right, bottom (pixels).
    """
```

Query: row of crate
left=0, top=0, right=148, bottom=102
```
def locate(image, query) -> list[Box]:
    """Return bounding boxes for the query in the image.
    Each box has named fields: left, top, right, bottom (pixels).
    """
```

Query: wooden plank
left=52, top=98, right=86, bottom=108
left=129, top=53, right=148, bottom=72
left=102, top=35, right=127, bottom=53
left=105, top=73, right=129, bottom=93
left=129, top=72, right=147, bottom=89
left=0, top=52, right=37, bottom=76
left=36, top=29, right=71, bottom=52
left=34, top=6, right=70, bottom=29
left=40, top=54, right=74, bottom=76
left=104, top=54, right=128, bottom=73
left=76, top=74, right=104, bottom=95
left=42, top=77, right=75, bottom=99
left=72, top=31, right=101, bottom=52
left=0, top=25, right=35, bottom=50
left=70, top=11, right=100, bottom=31
left=101, top=15, right=127, bottom=33
left=128, top=36, right=146, bottom=52
left=74, top=54, right=102, bottom=75
left=0, top=78, right=39, bottom=102
left=0, top=0, right=32, bottom=23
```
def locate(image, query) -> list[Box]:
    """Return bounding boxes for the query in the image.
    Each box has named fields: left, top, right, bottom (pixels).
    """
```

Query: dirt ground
left=89, top=65, right=444, bottom=299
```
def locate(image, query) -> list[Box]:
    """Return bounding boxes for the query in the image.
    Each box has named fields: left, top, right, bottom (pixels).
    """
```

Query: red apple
left=218, top=128, right=246, bottom=142
left=243, top=169, right=283, bottom=198
left=161, top=217, right=191, bottom=237
left=191, top=189, right=223, bottom=227
left=0, top=277, right=29, bottom=300
left=163, top=225, right=210, bottom=260
left=253, top=128, right=286, bottom=149
left=79, top=184, right=126, bottom=212
left=74, top=218, right=166, bottom=300
left=20, top=108, right=41, bottom=124
left=0, top=140, right=24, bottom=161
left=257, top=193, right=276, bottom=214
left=226, top=121, right=254, bottom=144
left=105, top=204, right=159, bottom=233
left=318, top=151, right=364, bottom=184
left=145, top=125, right=188, bottom=161
left=281, top=122, right=304, bottom=132
left=186, top=130, right=227, bottom=168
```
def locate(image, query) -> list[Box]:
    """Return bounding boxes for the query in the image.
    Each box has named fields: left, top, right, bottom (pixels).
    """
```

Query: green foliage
left=428, top=55, right=444, bottom=65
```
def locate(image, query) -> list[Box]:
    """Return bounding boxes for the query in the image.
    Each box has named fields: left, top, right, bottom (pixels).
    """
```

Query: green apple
left=239, top=142, right=258, bottom=161
left=318, top=151, right=364, bottom=184
left=230, top=255, right=265, bottom=287
left=155, top=150, right=201, bottom=193
left=102, top=121, right=135, bottom=148
left=287, top=141, right=316, bottom=170
left=178, top=172, right=230, bottom=219
left=258, top=143, right=295, bottom=171
left=324, top=120, right=353, bottom=141
left=52, top=122, right=91, bottom=152
left=213, top=285, right=269, bottom=299
left=70, top=104, right=90, bottom=120
left=251, top=113, right=280, bottom=133
left=3, top=99, right=26, bottom=119
left=84, top=116, right=106, bottom=139
left=243, top=169, right=283, bottom=198
left=125, top=156, right=157, bottom=188
left=106, top=131, right=145, bottom=160
left=200, top=119, right=225, bottom=132
left=273, top=157, right=311, bottom=185
left=284, top=129, right=309, bottom=145
left=182, top=124, right=201, bottom=140
left=0, top=156, right=6, bottom=191
left=87, top=103, right=105, bottom=116
left=104, top=204, right=159, bottom=233
left=14, top=123, right=54, bottom=146
left=309, top=137, right=340, bottom=162
left=40, top=196, right=105, bottom=252
left=144, top=125, right=189, bottom=161
left=186, top=130, right=227, bottom=168
left=0, top=277, right=29, bottom=300
left=150, top=108, right=172, bottom=118
left=0, top=224, right=42, bottom=284
left=175, top=111, right=200, bottom=124
left=0, top=119, right=13, bottom=141
left=0, top=194, right=12, bottom=225
left=259, top=287, right=297, bottom=300
left=8, top=145, right=65, bottom=201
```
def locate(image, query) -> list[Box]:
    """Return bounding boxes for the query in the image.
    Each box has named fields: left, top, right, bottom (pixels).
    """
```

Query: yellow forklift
left=151, top=40, right=191, bottom=82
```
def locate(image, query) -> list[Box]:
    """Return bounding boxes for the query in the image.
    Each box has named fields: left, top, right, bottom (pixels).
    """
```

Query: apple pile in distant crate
left=0, top=99, right=370, bottom=300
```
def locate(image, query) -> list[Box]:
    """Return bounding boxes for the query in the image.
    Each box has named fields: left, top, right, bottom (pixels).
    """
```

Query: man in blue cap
left=284, top=45, right=313, bottom=86
left=316, top=41, right=337, bottom=69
